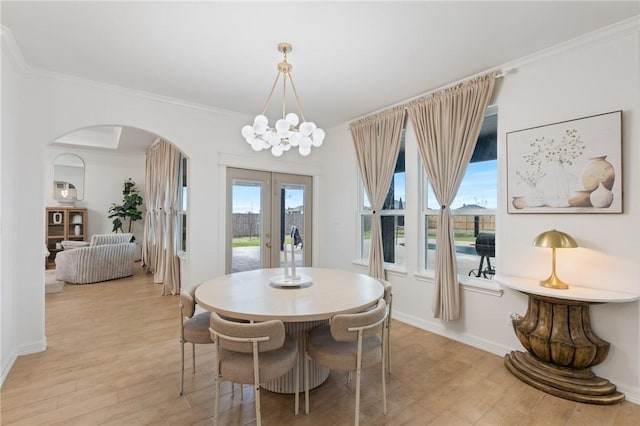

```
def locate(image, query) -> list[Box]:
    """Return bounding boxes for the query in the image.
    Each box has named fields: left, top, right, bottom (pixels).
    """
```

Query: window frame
left=356, top=129, right=407, bottom=270
left=177, top=154, right=188, bottom=254
left=419, top=106, right=498, bottom=283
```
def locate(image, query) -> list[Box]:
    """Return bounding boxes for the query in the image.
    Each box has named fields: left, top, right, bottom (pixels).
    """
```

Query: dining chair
left=179, top=283, right=213, bottom=395
left=304, top=299, right=387, bottom=426
left=209, top=312, right=299, bottom=426
left=379, top=279, right=393, bottom=374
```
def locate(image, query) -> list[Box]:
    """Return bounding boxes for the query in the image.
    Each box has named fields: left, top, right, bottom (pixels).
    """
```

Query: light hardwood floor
left=1, top=265, right=638, bottom=425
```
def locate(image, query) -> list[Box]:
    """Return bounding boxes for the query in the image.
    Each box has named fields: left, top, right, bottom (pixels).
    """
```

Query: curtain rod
left=350, top=68, right=513, bottom=124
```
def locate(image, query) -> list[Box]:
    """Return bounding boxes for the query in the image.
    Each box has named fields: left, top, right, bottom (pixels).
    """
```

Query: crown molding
left=0, top=25, right=249, bottom=120
left=498, top=15, right=639, bottom=73
left=348, top=15, right=639, bottom=125
left=4, top=16, right=639, bottom=123
left=28, top=67, right=250, bottom=120
left=1, top=25, right=28, bottom=71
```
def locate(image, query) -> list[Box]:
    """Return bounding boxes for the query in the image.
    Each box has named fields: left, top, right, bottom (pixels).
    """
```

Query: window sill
left=414, top=270, right=503, bottom=297
left=351, top=259, right=408, bottom=277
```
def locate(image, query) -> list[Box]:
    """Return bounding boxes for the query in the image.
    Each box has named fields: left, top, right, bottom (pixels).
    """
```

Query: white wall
left=316, top=22, right=640, bottom=401
left=1, top=34, right=21, bottom=384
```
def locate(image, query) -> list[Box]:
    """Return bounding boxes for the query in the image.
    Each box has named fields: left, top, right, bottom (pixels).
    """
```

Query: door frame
left=225, top=167, right=313, bottom=274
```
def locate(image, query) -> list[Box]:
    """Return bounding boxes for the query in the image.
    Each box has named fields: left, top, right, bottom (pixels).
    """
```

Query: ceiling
left=53, top=125, right=158, bottom=153
left=2, top=1, right=638, bottom=151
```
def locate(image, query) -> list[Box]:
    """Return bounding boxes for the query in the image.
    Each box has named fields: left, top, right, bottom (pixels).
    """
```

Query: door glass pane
left=231, top=180, right=262, bottom=272
left=280, top=184, right=305, bottom=268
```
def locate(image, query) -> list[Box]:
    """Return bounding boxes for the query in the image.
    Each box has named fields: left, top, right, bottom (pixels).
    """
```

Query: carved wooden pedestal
left=504, top=293, right=624, bottom=404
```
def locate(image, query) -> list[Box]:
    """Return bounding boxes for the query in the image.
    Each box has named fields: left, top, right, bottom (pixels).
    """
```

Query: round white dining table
left=195, top=267, right=384, bottom=393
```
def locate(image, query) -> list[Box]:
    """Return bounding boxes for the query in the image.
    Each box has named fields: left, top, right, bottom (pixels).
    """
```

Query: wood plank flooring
left=1, top=265, right=638, bottom=425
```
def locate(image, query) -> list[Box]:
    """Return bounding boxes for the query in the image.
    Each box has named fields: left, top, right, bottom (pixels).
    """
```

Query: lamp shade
left=532, top=229, right=577, bottom=249
left=532, top=229, right=577, bottom=289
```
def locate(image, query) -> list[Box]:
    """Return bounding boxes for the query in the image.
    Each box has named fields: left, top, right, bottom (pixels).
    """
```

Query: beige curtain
left=407, top=73, right=495, bottom=321
left=350, top=106, right=406, bottom=279
left=142, top=139, right=181, bottom=295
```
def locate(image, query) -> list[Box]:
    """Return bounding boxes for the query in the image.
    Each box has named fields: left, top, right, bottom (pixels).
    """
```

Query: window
left=178, top=155, right=188, bottom=252
left=359, top=127, right=406, bottom=267
left=422, top=107, right=497, bottom=279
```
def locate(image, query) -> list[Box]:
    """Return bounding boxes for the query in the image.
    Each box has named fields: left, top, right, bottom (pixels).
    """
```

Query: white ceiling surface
left=53, top=126, right=158, bottom=153
left=2, top=1, right=639, bottom=151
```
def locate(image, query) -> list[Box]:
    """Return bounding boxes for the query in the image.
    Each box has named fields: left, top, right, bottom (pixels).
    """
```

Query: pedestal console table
left=496, top=275, right=639, bottom=404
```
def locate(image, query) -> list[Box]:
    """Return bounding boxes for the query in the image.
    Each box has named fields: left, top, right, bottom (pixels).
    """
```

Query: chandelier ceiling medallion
left=241, top=42, right=325, bottom=157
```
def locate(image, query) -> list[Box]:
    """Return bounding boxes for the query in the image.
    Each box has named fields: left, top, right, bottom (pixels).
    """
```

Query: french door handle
left=265, top=242, right=272, bottom=248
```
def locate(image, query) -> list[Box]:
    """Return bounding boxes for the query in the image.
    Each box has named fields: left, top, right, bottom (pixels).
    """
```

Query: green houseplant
left=108, top=178, right=143, bottom=241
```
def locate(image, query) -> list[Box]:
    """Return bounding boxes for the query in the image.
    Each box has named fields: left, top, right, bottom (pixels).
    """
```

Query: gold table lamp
left=532, top=229, right=577, bottom=289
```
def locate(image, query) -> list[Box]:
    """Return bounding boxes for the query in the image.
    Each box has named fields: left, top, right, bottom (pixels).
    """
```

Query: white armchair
left=55, top=233, right=136, bottom=284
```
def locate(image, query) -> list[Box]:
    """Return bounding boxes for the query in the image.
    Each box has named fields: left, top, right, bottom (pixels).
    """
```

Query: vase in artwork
left=74, top=224, right=81, bottom=236
left=568, top=190, right=593, bottom=208
left=540, top=161, right=577, bottom=208
left=512, top=196, right=527, bottom=210
left=582, top=155, right=615, bottom=191
left=590, top=182, right=614, bottom=208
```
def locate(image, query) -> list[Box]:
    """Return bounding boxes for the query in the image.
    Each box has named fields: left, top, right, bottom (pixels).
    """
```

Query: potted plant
left=108, top=178, right=143, bottom=242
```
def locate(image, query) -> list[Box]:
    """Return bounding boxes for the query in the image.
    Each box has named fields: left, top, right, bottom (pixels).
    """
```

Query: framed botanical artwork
left=507, top=110, right=622, bottom=213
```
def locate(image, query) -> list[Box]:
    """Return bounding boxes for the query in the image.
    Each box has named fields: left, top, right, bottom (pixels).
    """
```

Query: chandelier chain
left=261, top=70, right=282, bottom=115
left=286, top=71, right=306, bottom=123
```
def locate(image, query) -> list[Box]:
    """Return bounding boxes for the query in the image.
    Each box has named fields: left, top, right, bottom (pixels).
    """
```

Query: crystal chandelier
left=241, top=43, right=325, bottom=157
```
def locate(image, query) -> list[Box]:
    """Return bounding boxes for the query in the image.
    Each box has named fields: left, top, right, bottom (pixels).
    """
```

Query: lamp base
left=539, top=274, right=569, bottom=290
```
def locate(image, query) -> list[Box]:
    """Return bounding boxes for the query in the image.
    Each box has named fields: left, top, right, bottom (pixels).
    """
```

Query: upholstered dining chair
left=209, top=312, right=299, bottom=426
left=179, top=283, right=213, bottom=395
left=379, top=279, right=393, bottom=374
left=305, top=299, right=387, bottom=426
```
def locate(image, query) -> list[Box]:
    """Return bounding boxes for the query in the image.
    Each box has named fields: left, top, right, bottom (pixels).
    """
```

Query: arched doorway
left=44, top=125, right=187, bottom=295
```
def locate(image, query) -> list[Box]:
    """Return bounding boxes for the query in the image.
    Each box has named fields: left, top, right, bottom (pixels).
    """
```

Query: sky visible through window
left=363, top=159, right=496, bottom=210
left=233, top=184, right=304, bottom=213
left=427, top=160, right=497, bottom=210
left=233, top=159, right=496, bottom=214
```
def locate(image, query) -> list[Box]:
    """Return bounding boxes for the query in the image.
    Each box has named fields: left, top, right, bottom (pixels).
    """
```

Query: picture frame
left=506, top=110, right=622, bottom=214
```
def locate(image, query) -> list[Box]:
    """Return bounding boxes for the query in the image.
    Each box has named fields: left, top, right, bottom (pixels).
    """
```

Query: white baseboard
left=17, top=337, right=47, bottom=356
left=1, top=337, right=47, bottom=388
left=392, top=310, right=514, bottom=357
left=392, top=311, right=639, bottom=405
left=0, top=350, right=17, bottom=388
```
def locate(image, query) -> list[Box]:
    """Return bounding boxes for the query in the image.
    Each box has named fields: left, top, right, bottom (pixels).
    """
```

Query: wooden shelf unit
left=45, top=207, right=87, bottom=269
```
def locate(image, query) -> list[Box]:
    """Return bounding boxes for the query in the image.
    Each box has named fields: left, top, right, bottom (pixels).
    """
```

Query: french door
left=226, top=168, right=312, bottom=273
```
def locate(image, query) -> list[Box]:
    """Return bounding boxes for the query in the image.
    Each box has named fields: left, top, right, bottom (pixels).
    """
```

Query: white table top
left=195, top=267, right=385, bottom=322
left=495, top=275, right=640, bottom=303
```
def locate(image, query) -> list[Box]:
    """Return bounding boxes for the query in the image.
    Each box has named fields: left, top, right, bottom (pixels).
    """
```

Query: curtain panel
left=350, top=106, right=406, bottom=279
left=407, top=73, right=495, bottom=321
left=142, top=139, right=182, bottom=295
